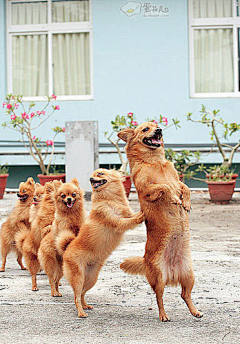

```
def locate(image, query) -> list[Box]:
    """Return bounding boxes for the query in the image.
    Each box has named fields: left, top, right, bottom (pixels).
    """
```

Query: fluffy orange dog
left=16, top=181, right=60, bottom=291
left=118, top=122, right=203, bottom=321
left=38, top=178, right=85, bottom=297
left=63, top=169, right=145, bottom=318
left=0, top=177, right=35, bottom=271
left=29, top=183, right=45, bottom=224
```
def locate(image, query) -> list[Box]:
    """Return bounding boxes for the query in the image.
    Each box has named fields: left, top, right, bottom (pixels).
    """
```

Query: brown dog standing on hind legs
left=118, top=122, right=203, bottom=322
left=38, top=178, right=86, bottom=297
left=0, top=177, right=35, bottom=272
left=15, top=181, right=60, bottom=291
left=62, top=169, right=145, bottom=318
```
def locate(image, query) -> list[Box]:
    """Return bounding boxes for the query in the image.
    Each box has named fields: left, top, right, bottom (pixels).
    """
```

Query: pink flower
left=7, top=104, right=12, bottom=109
left=32, top=136, right=36, bottom=140
left=37, top=111, right=41, bottom=115
left=10, top=114, right=16, bottom=120
left=54, top=105, right=60, bottom=110
left=162, top=117, right=168, bottom=126
left=30, top=112, right=35, bottom=118
left=22, top=112, right=29, bottom=120
left=127, top=112, right=133, bottom=117
left=62, top=127, right=65, bottom=132
left=41, top=110, right=45, bottom=115
left=152, top=120, right=158, bottom=124
left=3, top=102, right=6, bottom=108
left=46, top=140, right=53, bottom=146
left=14, top=103, right=19, bottom=109
left=131, top=121, right=138, bottom=126
left=51, top=94, right=57, bottom=100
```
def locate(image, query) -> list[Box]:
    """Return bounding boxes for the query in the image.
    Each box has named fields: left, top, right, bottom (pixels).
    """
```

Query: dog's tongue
left=67, top=202, right=73, bottom=208
left=32, top=201, right=38, bottom=205
left=151, top=138, right=162, bottom=145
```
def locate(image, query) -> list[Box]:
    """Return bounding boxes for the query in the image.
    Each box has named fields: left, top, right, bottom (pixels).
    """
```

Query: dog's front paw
left=182, top=199, right=191, bottom=212
left=170, top=195, right=182, bottom=206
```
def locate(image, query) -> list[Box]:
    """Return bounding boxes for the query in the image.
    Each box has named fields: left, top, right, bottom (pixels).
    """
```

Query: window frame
left=189, top=0, right=240, bottom=98
left=6, top=0, right=94, bottom=101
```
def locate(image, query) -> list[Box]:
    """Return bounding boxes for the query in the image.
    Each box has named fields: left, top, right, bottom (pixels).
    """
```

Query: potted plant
left=105, top=113, right=180, bottom=197
left=2, top=94, right=65, bottom=185
left=186, top=106, right=240, bottom=203
left=165, top=149, right=201, bottom=182
left=0, top=164, right=9, bottom=199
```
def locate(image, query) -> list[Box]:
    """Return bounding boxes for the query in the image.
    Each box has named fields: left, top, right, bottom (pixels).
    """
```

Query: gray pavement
left=0, top=191, right=240, bottom=344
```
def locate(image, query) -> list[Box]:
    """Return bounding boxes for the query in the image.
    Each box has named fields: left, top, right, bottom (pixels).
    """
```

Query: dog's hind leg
left=180, top=272, right=203, bottom=318
left=146, top=266, right=170, bottom=322
left=0, top=241, right=10, bottom=272
left=16, top=251, right=26, bottom=270
left=81, top=263, right=102, bottom=310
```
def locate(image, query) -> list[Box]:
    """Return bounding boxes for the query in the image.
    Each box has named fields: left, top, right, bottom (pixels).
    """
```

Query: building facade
left=0, top=0, right=239, bottom=187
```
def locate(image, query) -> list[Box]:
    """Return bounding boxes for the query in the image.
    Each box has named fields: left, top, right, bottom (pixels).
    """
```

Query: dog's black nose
left=155, top=128, right=162, bottom=135
left=33, top=196, right=37, bottom=201
left=90, top=178, right=94, bottom=182
left=67, top=197, right=72, bottom=202
left=17, top=193, right=20, bottom=197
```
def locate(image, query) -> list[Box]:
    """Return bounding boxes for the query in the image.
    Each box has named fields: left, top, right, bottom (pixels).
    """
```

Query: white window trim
left=189, top=0, right=240, bottom=98
left=6, top=0, right=94, bottom=101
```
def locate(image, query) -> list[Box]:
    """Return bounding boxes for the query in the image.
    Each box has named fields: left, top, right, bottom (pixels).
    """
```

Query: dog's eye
left=98, top=172, right=104, bottom=176
left=22, top=190, right=26, bottom=193
left=72, top=193, right=76, bottom=197
left=142, top=127, right=149, bottom=132
left=61, top=194, right=66, bottom=199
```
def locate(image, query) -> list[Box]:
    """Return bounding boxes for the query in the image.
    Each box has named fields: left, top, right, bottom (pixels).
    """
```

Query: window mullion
left=233, top=25, right=239, bottom=93
left=48, top=32, right=53, bottom=96
left=48, top=0, right=51, bottom=24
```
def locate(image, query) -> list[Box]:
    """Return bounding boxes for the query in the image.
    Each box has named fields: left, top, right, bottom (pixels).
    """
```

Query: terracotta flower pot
left=37, top=173, right=66, bottom=186
left=122, top=175, right=131, bottom=198
left=206, top=180, right=236, bottom=204
left=0, top=174, right=9, bottom=199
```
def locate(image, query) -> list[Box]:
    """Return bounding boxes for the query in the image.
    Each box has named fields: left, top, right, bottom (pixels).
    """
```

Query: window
left=189, top=0, right=240, bottom=97
left=7, top=0, right=93, bottom=100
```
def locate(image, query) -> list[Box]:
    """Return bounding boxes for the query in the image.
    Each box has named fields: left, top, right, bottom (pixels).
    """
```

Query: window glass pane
left=12, top=35, right=48, bottom=96
left=194, top=29, right=233, bottom=92
left=11, top=1, right=47, bottom=25
left=52, top=33, right=90, bottom=95
left=52, top=0, right=89, bottom=22
left=193, top=0, right=232, bottom=18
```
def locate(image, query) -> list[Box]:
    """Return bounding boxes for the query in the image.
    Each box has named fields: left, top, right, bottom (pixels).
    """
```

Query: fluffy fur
left=38, top=178, right=85, bottom=297
left=118, top=122, right=203, bottom=321
left=29, top=183, right=44, bottom=224
left=0, top=177, right=35, bottom=271
left=15, top=181, right=60, bottom=291
left=62, top=169, right=145, bottom=318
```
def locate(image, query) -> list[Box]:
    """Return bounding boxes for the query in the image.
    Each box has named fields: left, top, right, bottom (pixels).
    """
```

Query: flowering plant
left=187, top=105, right=240, bottom=169
left=2, top=94, right=65, bottom=175
left=105, top=112, right=180, bottom=174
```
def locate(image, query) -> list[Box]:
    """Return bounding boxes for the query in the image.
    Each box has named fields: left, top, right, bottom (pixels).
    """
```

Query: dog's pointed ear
left=26, top=177, right=35, bottom=186
left=44, top=182, right=55, bottom=194
left=71, top=178, right=79, bottom=187
left=117, top=128, right=134, bottom=142
left=52, top=180, right=62, bottom=191
left=35, top=183, right=42, bottom=189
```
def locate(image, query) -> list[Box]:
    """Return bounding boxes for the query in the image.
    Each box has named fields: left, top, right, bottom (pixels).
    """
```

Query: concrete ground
left=0, top=191, right=239, bottom=344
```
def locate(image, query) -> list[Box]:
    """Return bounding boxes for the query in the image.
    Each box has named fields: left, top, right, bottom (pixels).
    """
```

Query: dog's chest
left=157, top=230, right=192, bottom=286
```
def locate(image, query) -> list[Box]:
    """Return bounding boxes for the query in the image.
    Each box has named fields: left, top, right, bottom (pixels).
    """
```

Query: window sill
left=21, top=95, right=94, bottom=102
left=190, top=92, right=240, bottom=98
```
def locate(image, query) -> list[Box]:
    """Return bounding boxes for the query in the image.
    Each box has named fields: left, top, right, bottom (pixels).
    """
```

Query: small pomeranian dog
left=118, top=122, right=202, bottom=321
left=15, top=181, right=60, bottom=291
left=62, top=169, right=145, bottom=318
left=38, top=178, right=85, bottom=297
left=0, top=177, right=35, bottom=271
left=29, top=183, right=45, bottom=224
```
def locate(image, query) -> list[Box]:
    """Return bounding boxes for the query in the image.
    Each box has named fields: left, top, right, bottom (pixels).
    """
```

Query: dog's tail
left=120, top=256, right=146, bottom=276
left=15, top=230, right=28, bottom=253
left=55, top=230, right=75, bottom=255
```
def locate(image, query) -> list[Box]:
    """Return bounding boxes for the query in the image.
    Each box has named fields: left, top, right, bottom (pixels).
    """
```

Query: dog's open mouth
left=143, top=133, right=162, bottom=148
left=18, top=194, right=29, bottom=202
left=32, top=200, right=39, bottom=206
left=63, top=199, right=76, bottom=209
left=90, top=179, right=107, bottom=189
